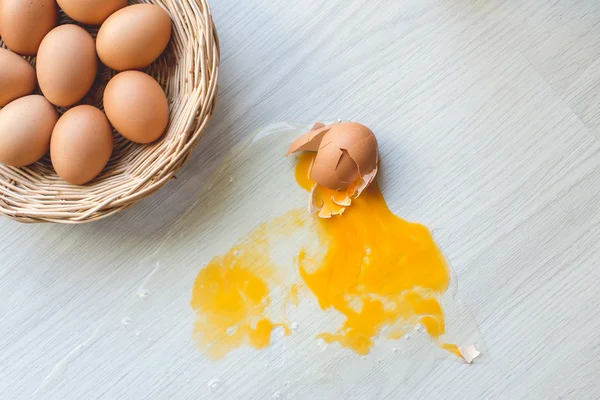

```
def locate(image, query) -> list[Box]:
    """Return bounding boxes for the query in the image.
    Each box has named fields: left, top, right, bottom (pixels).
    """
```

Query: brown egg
left=288, top=122, right=379, bottom=191
left=37, top=25, right=98, bottom=107
left=0, top=0, right=58, bottom=55
left=56, top=0, right=127, bottom=25
left=103, top=71, right=169, bottom=144
left=0, top=95, right=58, bottom=166
left=96, top=4, right=172, bottom=71
left=0, top=48, right=37, bottom=107
left=51, top=105, right=114, bottom=185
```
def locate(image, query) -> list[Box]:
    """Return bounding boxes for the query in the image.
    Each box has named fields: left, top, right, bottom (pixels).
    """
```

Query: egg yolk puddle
left=296, top=153, right=450, bottom=354
left=191, top=152, right=463, bottom=360
left=190, top=212, right=306, bottom=360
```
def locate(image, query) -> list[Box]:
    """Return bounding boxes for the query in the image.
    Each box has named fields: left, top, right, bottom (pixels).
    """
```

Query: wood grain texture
left=3, top=0, right=600, bottom=398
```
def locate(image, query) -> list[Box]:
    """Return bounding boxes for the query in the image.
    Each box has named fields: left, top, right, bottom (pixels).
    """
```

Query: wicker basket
left=0, top=0, right=220, bottom=224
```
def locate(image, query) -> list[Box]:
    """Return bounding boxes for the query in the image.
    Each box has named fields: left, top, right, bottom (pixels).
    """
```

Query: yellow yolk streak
left=440, top=343, right=463, bottom=359
left=296, top=153, right=449, bottom=354
left=286, top=283, right=300, bottom=307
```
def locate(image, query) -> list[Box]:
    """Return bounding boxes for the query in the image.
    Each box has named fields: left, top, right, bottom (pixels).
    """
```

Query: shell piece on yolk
left=188, top=137, right=472, bottom=360
left=298, top=152, right=357, bottom=219
left=310, top=179, right=360, bottom=219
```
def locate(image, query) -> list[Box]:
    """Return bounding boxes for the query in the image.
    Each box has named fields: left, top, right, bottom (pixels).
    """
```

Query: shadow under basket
left=0, top=0, right=220, bottom=224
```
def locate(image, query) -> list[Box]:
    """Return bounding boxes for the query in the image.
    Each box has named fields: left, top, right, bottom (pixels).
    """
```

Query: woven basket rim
left=0, top=0, right=220, bottom=224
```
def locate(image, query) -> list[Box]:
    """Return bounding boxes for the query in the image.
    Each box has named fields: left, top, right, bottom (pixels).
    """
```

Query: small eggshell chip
left=103, top=71, right=169, bottom=144
left=36, top=25, right=98, bottom=107
left=0, top=0, right=58, bottom=55
left=0, top=48, right=37, bottom=107
left=51, top=105, right=114, bottom=185
left=96, top=4, right=172, bottom=71
left=56, top=0, right=128, bottom=25
left=458, top=345, right=481, bottom=364
left=0, top=95, right=59, bottom=166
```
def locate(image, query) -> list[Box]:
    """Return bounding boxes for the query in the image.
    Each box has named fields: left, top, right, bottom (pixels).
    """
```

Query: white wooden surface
left=3, top=0, right=600, bottom=398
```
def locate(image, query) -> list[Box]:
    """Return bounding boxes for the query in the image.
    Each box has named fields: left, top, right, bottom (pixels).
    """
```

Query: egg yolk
left=191, top=152, right=461, bottom=360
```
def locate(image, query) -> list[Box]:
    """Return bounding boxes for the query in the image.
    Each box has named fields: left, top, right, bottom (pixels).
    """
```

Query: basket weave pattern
left=0, top=0, right=220, bottom=223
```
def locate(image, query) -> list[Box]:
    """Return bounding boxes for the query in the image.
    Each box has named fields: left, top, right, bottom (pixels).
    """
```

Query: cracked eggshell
left=311, top=122, right=379, bottom=191
left=311, top=144, right=359, bottom=191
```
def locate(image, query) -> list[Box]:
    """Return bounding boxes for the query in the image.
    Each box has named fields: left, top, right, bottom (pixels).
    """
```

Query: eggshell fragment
left=0, top=95, right=59, bottom=166
left=103, top=71, right=169, bottom=144
left=0, top=48, right=37, bottom=107
left=458, top=345, right=481, bottom=364
left=285, top=123, right=330, bottom=156
left=56, top=0, right=127, bottom=25
left=96, top=4, right=172, bottom=71
left=36, top=25, right=98, bottom=107
left=0, top=0, right=58, bottom=55
left=51, top=105, right=114, bottom=185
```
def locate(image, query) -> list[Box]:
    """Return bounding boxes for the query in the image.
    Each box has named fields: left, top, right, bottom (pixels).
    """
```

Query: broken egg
left=187, top=123, right=484, bottom=361
left=287, top=122, right=379, bottom=218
